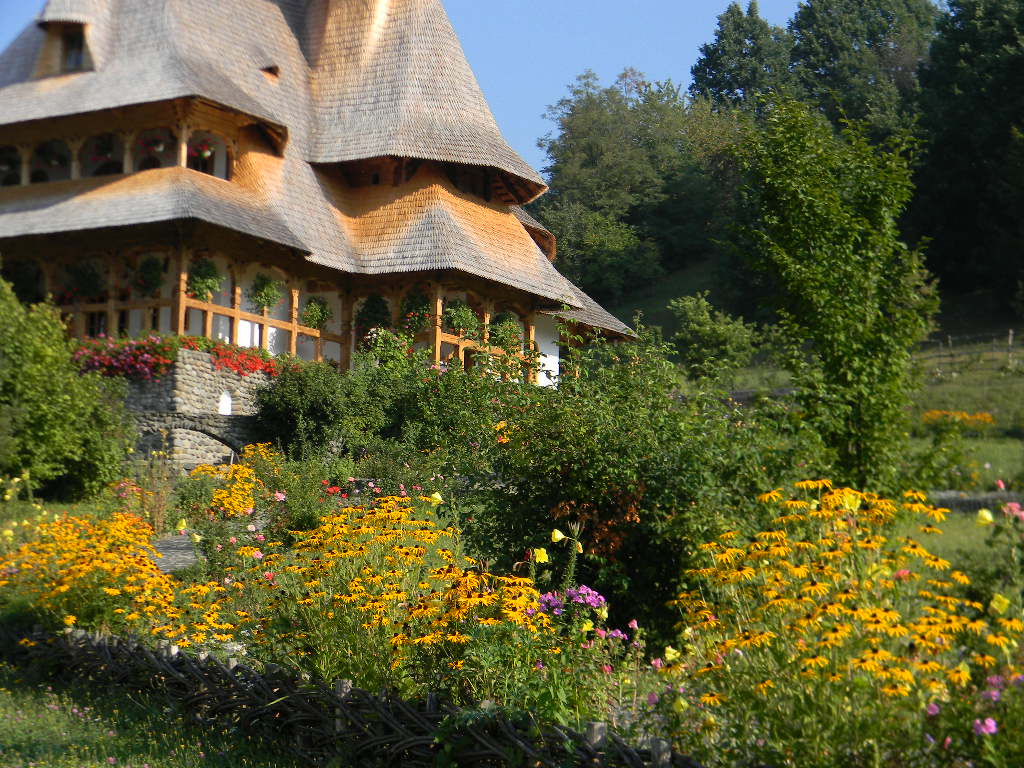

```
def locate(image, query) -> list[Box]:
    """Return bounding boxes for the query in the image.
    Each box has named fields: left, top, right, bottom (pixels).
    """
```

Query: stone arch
left=81, top=133, right=125, bottom=177
left=32, top=140, right=71, bottom=182
left=187, top=130, right=230, bottom=179
left=0, top=146, right=19, bottom=186
left=136, top=128, right=176, bottom=171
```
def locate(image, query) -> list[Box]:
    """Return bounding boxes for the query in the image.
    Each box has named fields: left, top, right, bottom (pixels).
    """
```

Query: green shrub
left=300, top=296, right=333, bottom=330
left=443, top=299, right=481, bottom=340
left=0, top=275, right=135, bottom=499
left=185, top=257, right=222, bottom=302
left=669, top=291, right=757, bottom=381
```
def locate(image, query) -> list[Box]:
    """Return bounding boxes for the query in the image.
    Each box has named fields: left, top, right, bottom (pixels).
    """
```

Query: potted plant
left=186, top=257, right=223, bottom=302
left=134, top=255, right=165, bottom=298
left=488, top=312, right=522, bottom=353
left=355, top=294, right=392, bottom=339
left=141, top=136, right=167, bottom=155
left=442, top=299, right=481, bottom=340
left=189, top=139, right=214, bottom=160
left=301, top=296, right=333, bottom=330
left=399, top=291, right=431, bottom=334
left=92, top=134, right=115, bottom=162
left=246, top=272, right=284, bottom=312
left=65, top=261, right=105, bottom=303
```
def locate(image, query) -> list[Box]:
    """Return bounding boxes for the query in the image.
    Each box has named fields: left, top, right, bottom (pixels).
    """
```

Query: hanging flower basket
left=141, top=137, right=166, bottom=155
left=246, top=272, right=284, bottom=312
left=301, top=296, right=333, bottom=330
left=189, top=140, right=214, bottom=160
left=186, top=257, right=224, bottom=302
left=134, top=255, right=165, bottom=298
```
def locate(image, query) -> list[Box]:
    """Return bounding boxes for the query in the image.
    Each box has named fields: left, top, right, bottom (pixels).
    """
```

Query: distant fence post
left=1009, top=329, right=1015, bottom=366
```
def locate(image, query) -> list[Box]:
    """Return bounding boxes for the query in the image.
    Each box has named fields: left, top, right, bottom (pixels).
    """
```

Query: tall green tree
left=915, top=0, right=1024, bottom=307
left=790, top=0, right=939, bottom=135
left=737, top=99, right=936, bottom=489
left=690, top=1, right=798, bottom=109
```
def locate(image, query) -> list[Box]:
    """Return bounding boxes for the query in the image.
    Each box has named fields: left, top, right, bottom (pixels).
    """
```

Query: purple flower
left=926, top=702, right=940, bottom=717
left=982, top=688, right=1001, bottom=702
left=973, top=718, right=998, bottom=736
left=647, top=692, right=659, bottom=706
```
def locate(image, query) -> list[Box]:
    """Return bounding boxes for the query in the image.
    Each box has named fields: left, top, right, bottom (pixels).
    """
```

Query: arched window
left=0, top=146, right=18, bottom=186
left=81, top=134, right=124, bottom=177
left=32, top=140, right=71, bottom=183
left=136, top=128, right=175, bottom=171
left=187, top=131, right=230, bottom=180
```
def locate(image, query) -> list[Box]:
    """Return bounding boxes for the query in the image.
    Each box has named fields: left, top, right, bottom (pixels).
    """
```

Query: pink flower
left=647, top=692, right=659, bottom=706
left=601, top=664, right=613, bottom=674
left=252, top=550, right=264, bottom=560
left=926, top=702, right=940, bottom=716
left=595, top=628, right=606, bottom=639
left=255, top=534, right=265, bottom=542
left=274, top=491, right=286, bottom=501
left=628, top=619, right=639, bottom=630
left=215, top=544, right=222, bottom=552
left=894, top=569, right=911, bottom=581
left=263, top=571, right=275, bottom=581
left=997, top=479, right=1006, bottom=491
left=229, top=537, right=237, bottom=544
left=973, top=717, right=998, bottom=735
left=651, top=658, right=664, bottom=670
left=246, top=524, right=256, bottom=532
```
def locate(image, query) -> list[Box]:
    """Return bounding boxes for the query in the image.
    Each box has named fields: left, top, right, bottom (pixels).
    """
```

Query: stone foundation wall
left=126, top=349, right=270, bottom=468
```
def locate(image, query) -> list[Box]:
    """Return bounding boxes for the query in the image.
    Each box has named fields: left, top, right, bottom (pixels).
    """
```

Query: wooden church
left=0, top=0, right=628, bottom=385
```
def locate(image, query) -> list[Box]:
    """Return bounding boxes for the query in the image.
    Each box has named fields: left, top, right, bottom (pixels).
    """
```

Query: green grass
left=607, top=260, right=721, bottom=335
left=0, top=660, right=302, bottom=768
left=895, top=508, right=989, bottom=564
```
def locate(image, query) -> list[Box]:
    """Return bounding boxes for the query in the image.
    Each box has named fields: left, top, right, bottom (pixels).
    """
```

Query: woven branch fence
left=0, top=626, right=703, bottom=768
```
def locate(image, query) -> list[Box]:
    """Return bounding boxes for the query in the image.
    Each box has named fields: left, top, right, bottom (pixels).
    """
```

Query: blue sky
left=0, top=0, right=801, bottom=173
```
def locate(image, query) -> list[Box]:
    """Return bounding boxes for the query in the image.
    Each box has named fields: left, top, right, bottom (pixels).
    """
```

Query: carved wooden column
left=339, top=292, right=353, bottom=371
left=431, top=284, right=443, bottom=366
left=67, top=138, right=85, bottom=180
left=173, top=249, right=189, bottom=336
left=176, top=124, right=192, bottom=168
left=231, top=272, right=242, bottom=346
left=482, top=300, right=493, bottom=345
left=526, top=313, right=538, bottom=384
left=288, top=284, right=300, bottom=357
left=121, top=131, right=137, bottom=174
left=17, top=145, right=31, bottom=186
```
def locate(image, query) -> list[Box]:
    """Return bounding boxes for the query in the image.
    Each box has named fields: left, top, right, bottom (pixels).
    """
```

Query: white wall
left=535, top=314, right=560, bottom=387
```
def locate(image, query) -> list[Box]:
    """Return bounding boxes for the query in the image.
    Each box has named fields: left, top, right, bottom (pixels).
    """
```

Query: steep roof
left=0, top=0, right=627, bottom=333
left=303, top=0, right=545, bottom=201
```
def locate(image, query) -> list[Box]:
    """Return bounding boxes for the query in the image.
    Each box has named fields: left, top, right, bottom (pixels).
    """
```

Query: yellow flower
left=63, top=615, right=76, bottom=626
left=551, top=529, right=566, bottom=543
left=976, top=508, right=994, bottom=526
left=700, top=692, right=724, bottom=706
left=663, top=646, right=681, bottom=663
left=428, top=492, right=444, bottom=506
left=532, top=547, right=549, bottom=564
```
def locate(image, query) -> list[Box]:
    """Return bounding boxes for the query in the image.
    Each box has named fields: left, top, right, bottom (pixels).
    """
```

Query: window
left=62, top=27, right=85, bottom=73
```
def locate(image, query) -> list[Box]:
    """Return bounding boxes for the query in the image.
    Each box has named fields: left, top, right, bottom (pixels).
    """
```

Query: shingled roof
left=0, top=0, right=628, bottom=333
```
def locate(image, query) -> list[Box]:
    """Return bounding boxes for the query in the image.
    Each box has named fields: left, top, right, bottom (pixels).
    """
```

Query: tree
left=736, top=99, right=937, bottom=489
left=535, top=72, right=753, bottom=303
left=790, top=0, right=939, bottom=136
left=914, top=0, right=1024, bottom=308
left=690, top=1, right=798, bottom=109
left=0, top=275, right=135, bottom=499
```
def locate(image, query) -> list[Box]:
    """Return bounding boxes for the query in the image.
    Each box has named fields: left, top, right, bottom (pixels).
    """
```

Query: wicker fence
left=1, top=626, right=702, bottom=768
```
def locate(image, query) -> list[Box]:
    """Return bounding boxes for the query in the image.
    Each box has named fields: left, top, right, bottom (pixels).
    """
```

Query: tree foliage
left=736, top=99, right=937, bottom=489
left=0, top=275, right=135, bottom=499
left=690, top=1, right=797, bottom=109
left=790, top=0, right=939, bottom=136
left=915, top=0, right=1024, bottom=305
